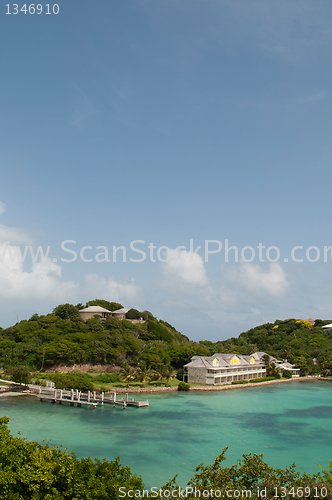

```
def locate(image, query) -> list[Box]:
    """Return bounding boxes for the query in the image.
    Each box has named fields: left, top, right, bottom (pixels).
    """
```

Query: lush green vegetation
left=177, top=447, right=332, bottom=500
left=177, top=381, right=190, bottom=391
left=0, top=417, right=143, bottom=499
left=0, top=417, right=331, bottom=499
left=1, top=302, right=332, bottom=379
left=199, top=318, right=332, bottom=376
left=0, top=301, right=210, bottom=375
left=250, top=376, right=278, bottom=383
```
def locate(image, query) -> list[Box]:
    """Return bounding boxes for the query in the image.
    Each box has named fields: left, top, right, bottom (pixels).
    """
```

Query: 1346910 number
left=6, top=4, right=59, bottom=14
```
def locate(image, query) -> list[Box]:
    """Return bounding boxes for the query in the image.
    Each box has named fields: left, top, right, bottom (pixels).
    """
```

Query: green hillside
left=200, top=318, right=332, bottom=375
left=0, top=300, right=210, bottom=372
left=1, top=303, right=332, bottom=376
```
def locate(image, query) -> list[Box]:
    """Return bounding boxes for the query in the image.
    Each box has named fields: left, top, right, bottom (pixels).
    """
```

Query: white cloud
left=0, top=243, right=78, bottom=301
left=162, top=248, right=209, bottom=287
left=0, top=202, right=5, bottom=215
left=228, top=262, right=289, bottom=297
left=0, top=224, right=35, bottom=245
left=157, top=249, right=293, bottom=340
left=0, top=241, right=142, bottom=306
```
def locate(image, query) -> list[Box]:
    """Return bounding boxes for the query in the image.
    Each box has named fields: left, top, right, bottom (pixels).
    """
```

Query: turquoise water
left=1, top=381, right=332, bottom=488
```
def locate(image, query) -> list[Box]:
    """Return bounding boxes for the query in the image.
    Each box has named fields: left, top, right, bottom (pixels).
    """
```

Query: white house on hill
left=78, top=306, right=113, bottom=321
left=79, top=306, right=142, bottom=322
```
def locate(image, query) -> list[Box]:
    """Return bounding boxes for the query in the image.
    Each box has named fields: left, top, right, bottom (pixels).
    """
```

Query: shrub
left=48, top=372, right=94, bottom=392
left=52, top=303, right=81, bottom=321
left=147, top=321, right=173, bottom=343
left=94, top=372, right=119, bottom=384
left=282, top=370, right=292, bottom=379
left=141, top=310, right=155, bottom=321
left=11, top=366, right=32, bottom=385
left=178, top=381, right=190, bottom=391
left=122, top=319, right=134, bottom=329
left=126, top=309, right=142, bottom=320
left=250, top=377, right=276, bottom=383
left=176, top=368, right=183, bottom=381
left=86, top=299, right=123, bottom=311
left=231, top=380, right=249, bottom=384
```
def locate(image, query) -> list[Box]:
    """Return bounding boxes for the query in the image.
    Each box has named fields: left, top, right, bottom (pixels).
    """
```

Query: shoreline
left=0, top=391, right=36, bottom=398
left=0, top=376, right=321, bottom=398
left=110, top=376, right=317, bottom=393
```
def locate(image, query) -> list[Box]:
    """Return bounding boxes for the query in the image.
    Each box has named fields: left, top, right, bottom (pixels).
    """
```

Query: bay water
left=1, top=380, right=331, bottom=488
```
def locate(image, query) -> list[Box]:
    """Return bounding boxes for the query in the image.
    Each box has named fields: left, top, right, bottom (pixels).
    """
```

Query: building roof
left=184, top=352, right=264, bottom=369
left=322, top=323, right=332, bottom=329
left=278, top=361, right=300, bottom=371
left=79, top=306, right=112, bottom=313
left=112, top=308, right=129, bottom=314
left=305, top=318, right=315, bottom=325
left=252, top=352, right=268, bottom=360
left=183, top=357, right=213, bottom=368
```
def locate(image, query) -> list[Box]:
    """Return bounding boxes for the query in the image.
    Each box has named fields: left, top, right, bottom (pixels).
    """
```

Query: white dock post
left=93, top=391, right=96, bottom=402
left=71, top=389, right=74, bottom=401
left=88, top=390, right=90, bottom=402
left=114, top=391, right=116, bottom=402
left=77, top=391, right=80, bottom=401
left=101, top=392, right=104, bottom=405
left=76, top=389, right=79, bottom=399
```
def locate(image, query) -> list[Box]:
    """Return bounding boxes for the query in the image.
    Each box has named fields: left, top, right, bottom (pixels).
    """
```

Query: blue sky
left=1, top=0, right=332, bottom=340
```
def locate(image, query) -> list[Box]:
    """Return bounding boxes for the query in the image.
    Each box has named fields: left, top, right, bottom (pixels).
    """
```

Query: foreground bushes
left=0, top=417, right=143, bottom=500
left=175, top=448, right=332, bottom=500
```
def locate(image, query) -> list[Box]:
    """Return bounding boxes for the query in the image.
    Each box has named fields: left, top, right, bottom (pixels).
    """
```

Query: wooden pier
left=36, top=388, right=149, bottom=409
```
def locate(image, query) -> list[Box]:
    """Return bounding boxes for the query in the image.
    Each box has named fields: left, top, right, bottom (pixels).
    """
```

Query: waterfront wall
left=110, top=376, right=315, bottom=393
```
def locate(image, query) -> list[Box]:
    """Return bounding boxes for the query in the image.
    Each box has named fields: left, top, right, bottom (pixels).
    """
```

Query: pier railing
left=32, top=386, right=149, bottom=409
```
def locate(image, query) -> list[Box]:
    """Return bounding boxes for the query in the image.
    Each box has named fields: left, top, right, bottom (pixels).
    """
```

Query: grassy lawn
left=92, top=378, right=181, bottom=391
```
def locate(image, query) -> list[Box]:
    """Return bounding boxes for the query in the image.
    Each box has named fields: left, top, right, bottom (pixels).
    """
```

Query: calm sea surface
left=1, top=380, right=332, bottom=488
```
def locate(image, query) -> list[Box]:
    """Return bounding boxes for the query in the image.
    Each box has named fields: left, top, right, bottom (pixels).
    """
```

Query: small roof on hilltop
left=322, top=323, right=332, bottom=329
left=305, top=318, right=315, bottom=325
left=112, top=308, right=129, bottom=314
left=79, top=306, right=112, bottom=313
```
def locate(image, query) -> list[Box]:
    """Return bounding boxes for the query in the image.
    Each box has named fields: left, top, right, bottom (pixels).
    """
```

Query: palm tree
left=165, top=365, right=173, bottom=386
left=135, top=361, right=150, bottom=388
left=262, top=354, right=272, bottom=376
left=118, top=364, right=134, bottom=388
left=147, top=369, right=160, bottom=386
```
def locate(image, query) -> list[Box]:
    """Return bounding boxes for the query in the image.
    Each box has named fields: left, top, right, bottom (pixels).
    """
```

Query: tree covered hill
left=1, top=303, right=332, bottom=375
left=0, top=300, right=211, bottom=371
left=199, top=318, right=332, bottom=375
